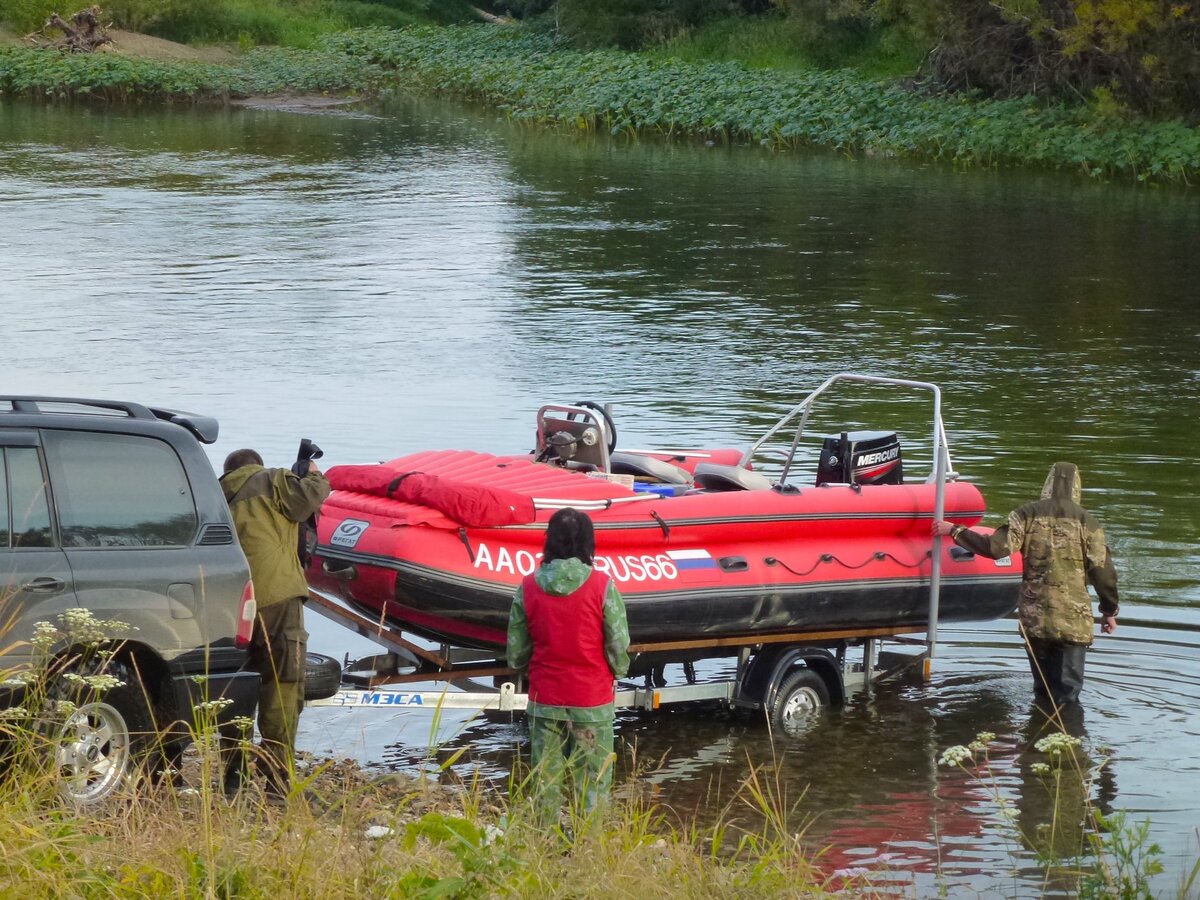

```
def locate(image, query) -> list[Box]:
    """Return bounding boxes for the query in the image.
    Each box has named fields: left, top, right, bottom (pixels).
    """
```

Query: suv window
left=4, top=447, right=54, bottom=548
left=42, top=431, right=198, bottom=548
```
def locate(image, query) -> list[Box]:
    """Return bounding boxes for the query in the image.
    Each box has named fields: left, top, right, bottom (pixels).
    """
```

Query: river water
left=2, top=97, right=1198, bottom=895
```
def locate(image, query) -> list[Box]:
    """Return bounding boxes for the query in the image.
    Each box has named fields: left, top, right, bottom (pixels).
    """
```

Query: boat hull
left=309, top=473, right=1020, bottom=651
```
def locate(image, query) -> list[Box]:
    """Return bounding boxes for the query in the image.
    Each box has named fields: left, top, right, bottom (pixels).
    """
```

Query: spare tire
left=305, top=652, right=342, bottom=701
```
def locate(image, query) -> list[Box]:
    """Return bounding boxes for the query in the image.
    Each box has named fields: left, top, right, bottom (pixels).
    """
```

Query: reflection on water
left=3, top=96, right=1199, bottom=893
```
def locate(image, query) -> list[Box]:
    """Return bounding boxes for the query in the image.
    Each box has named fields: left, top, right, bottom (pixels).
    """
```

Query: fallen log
left=25, top=5, right=112, bottom=53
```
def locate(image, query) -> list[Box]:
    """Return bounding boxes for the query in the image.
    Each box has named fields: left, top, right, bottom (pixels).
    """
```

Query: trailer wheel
left=305, top=653, right=342, bottom=701
left=769, top=668, right=830, bottom=736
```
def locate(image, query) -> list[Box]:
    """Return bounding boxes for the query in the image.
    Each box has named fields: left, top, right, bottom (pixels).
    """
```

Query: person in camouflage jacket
left=221, top=448, right=330, bottom=798
left=934, top=461, right=1119, bottom=705
left=507, top=508, right=630, bottom=824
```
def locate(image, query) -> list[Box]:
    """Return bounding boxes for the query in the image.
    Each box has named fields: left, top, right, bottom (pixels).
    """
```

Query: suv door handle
left=22, top=577, right=66, bottom=593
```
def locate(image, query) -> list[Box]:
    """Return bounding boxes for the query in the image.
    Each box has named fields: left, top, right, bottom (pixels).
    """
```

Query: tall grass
left=650, top=12, right=927, bottom=81
left=0, top=0, right=479, bottom=46
left=0, top=731, right=849, bottom=897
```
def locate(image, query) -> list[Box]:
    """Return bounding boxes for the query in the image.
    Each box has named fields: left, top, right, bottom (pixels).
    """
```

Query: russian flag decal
left=666, top=549, right=718, bottom=571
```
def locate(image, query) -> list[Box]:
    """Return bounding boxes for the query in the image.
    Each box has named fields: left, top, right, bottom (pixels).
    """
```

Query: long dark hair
left=541, top=508, right=595, bottom=566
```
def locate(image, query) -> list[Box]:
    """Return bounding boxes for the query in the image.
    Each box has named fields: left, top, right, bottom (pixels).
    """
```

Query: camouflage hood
left=1040, top=461, right=1082, bottom=506
left=533, top=557, right=593, bottom=595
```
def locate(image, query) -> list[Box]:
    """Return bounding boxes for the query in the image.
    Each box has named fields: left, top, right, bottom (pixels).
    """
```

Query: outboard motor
left=816, top=431, right=903, bottom=486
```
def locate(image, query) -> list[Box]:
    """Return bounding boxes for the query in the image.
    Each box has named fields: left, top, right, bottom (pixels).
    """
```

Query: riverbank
left=2, top=24, right=1198, bottom=184
left=0, top=747, right=841, bottom=898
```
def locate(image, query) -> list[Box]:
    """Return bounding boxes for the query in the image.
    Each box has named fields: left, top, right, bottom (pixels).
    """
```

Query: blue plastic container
left=632, top=482, right=676, bottom=498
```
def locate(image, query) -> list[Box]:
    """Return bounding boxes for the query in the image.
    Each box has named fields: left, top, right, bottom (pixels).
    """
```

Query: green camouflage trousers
left=528, top=713, right=615, bottom=821
left=225, top=595, right=307, bottom=794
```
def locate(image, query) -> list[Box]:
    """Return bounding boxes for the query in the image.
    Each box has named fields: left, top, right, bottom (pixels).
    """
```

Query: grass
left=0, top=0, right=480, bottom=47
left=0, top=610, right=843, bottom=898
left=0, top=726, right=845, bottom=898
left=650, top=13, right=928, bottom=82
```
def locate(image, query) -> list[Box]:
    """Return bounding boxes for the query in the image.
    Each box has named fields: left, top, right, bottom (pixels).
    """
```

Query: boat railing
left=741, top=372, right=952, bottom=677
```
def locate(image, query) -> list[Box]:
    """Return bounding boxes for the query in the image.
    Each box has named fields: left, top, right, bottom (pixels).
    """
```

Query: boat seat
left=609, top=451, right=694, bottom=486
left=693, top=462, right=772, bottom=492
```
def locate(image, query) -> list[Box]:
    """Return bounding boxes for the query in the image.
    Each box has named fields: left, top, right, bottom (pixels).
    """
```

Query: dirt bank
left=0, top=25, right=234, bottom=62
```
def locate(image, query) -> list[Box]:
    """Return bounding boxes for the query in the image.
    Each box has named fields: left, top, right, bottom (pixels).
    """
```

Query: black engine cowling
left=815, top=431, right=903, bottom=486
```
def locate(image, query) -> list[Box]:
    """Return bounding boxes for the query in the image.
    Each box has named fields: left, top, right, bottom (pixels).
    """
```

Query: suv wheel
left=52, top=658, right=157, bottom=806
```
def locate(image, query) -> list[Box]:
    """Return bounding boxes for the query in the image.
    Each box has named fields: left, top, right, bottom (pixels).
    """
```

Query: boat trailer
left=304, top=590, right=930, bottom=731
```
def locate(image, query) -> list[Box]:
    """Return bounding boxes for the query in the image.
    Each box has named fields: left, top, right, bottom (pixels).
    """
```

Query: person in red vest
left=507, top=508, right=630, bottom=822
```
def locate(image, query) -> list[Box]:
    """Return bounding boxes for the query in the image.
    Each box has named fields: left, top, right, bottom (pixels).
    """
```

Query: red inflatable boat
left=308, top=375, right=1019, bottom=651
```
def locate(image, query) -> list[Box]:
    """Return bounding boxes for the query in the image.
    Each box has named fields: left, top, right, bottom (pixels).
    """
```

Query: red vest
left=522, top=568, right=615, bottom=708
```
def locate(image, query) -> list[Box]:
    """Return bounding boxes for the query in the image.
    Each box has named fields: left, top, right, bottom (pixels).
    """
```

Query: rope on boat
left=650, top=509, right=670, bottom=538
left=531, top=494, right=658, bottom=511
left=766, top=549, right=934, bottom=578
left=456, top=527, right=475, bottom=562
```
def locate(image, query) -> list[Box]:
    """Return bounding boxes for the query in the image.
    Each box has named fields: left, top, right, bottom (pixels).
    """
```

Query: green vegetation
left=0, top=43, right=383, bottom=99
left=0, top=0, right=478, bottom=47
left=495, top=0, right=1200, bottom=119
left=649, top=12, right=926, bottom=81
left=938, top=725, right=1183, bottom=899
left=327, top=26, right=1200, bottom=183
left=3, top=24, right=1197, bottom=182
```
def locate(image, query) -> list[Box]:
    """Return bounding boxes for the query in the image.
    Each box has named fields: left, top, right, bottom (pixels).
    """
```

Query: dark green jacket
left=953, top=462, right=1119, bottom=645
left=221, top=465, right=330, bottom=608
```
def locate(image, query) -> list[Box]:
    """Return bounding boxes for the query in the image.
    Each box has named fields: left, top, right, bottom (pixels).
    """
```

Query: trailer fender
left=737, top=646, right=844, bottom=710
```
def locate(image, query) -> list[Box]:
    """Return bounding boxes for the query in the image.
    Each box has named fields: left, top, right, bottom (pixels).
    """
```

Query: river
left=2, top=97, right=1198, bottom=896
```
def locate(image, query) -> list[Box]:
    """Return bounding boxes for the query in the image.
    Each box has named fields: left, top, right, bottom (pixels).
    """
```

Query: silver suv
left=0, top=397, right=259, bottom=803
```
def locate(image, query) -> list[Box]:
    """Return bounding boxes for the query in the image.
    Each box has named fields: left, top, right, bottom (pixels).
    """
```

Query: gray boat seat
left=693, top=462, right=773, bottom=492
left=609, top=451, right=693, bottom=486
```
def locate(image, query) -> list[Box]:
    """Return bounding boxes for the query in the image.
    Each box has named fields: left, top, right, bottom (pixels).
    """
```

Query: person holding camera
left=221, top=447, right=330, bottom=799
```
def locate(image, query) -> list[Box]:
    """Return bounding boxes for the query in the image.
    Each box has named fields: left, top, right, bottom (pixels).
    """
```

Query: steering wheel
left=568, top=400, right=618, bottom=454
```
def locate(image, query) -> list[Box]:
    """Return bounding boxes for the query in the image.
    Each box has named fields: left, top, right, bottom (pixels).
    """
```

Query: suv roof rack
left=0, top=396, right=220, bottom=444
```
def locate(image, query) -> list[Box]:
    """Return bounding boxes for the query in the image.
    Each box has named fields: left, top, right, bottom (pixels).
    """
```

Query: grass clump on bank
left=326, top=25, right=1200, bottom=184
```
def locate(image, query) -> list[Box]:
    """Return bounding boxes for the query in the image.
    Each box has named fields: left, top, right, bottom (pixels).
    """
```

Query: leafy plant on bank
left=323, top=25, right=1200, bottom=183
left=0, top=43, right=384, bottom=100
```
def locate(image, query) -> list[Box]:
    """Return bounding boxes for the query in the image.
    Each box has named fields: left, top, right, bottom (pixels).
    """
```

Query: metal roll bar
left=740, top=373, right=951, bottom=676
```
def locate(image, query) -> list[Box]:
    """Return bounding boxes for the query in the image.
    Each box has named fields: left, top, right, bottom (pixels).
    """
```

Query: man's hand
left=931, top=521, right=955, bottom=537
left=307, top=460, right=321, bottom=475
left=1101, top=615, right=1117, bottom=635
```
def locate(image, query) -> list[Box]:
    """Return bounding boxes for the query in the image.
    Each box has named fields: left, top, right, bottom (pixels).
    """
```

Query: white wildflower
left=54, top=700, right=78, bottom=715
left=975, top=731, right=996, bottom=744
left=939, top=745, right=973, bottom=767
left=229, top=716, right=255, bottom=731
left=365, top=825, right=394, bottom=839
left=0, top=706, right=28, bottom=719
left=82, top=674, right=124, bottom=692
left=1030, top=762, right=1051, bottom=775
left=1034, top=733, right=1082, bottom=757
left=193, top=698, right=234, bottom=714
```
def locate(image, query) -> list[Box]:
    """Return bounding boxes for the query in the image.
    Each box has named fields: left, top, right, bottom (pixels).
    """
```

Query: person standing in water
left=934, top=461, right=1119, bottom=706
left=506, top=508, right=630, bottom=821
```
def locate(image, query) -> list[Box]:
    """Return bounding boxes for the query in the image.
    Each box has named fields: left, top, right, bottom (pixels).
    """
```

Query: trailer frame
left=305, top=591, right=928, bottom=731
